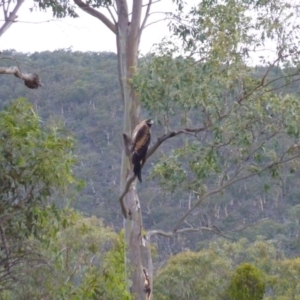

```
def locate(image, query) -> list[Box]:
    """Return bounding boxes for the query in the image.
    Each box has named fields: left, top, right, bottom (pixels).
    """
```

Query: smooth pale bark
left=73, top=1, right=153, bottom=298
left=0, top=0, right=24, bottom=37
left=116, top=2, right=152, bottom=298
left=0, top=67, right=41, bottom=89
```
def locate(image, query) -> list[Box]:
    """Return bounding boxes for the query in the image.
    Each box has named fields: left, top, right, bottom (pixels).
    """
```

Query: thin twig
left=106, top=4, right=117, bottom=25
left=228, top=218, right=269, bottom=233
left=140, top=0, right=152, bottom=35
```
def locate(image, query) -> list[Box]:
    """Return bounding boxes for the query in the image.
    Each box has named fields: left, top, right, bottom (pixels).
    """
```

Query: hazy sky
left=1, top=0, right=174, bottom=53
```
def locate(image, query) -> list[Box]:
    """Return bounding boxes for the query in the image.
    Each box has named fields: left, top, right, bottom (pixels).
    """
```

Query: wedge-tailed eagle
left=131, top=119, right=154, bottom=182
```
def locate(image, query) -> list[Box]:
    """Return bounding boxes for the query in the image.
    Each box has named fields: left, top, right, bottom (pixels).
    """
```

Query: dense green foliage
left=0, top=98, right=79, bottom=291
left=154, top=238, right=300, bottom=299
left=271, top=257, right=300, bottom=300
left=33, top=0, right=113, bottom=18
left=154, top=248, right=232, bottom=299
left=1, top=211, right=130, bottom=299
left=228, top=263, right=265, bottom=300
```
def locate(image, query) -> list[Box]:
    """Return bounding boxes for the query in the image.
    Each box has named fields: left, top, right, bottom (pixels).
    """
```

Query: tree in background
left=154, top=249, right=232, bottom=300
left=155, top=238, right=282, bottom=299
left=3, top=213, right=130, bottom=300
left=228, top=263, right=265, bottom=300
left=270, top=257, right=300, bottom=300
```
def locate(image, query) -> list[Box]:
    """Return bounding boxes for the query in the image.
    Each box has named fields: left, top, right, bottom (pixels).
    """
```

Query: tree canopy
left=0, top=98, right=80, bottom=291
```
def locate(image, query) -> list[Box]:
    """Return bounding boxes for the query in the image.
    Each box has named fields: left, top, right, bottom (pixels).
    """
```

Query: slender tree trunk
left=72, top=0, right=153, bottom=297
left=116, top=2, right=153, bottom=298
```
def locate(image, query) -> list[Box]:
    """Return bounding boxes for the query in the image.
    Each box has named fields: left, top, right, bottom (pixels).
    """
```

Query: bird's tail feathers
left=134, top=163, right=142, bottom=183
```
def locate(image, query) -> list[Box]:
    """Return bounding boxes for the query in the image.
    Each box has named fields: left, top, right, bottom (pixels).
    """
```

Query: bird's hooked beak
left=147, top=119, right=154, bottom=127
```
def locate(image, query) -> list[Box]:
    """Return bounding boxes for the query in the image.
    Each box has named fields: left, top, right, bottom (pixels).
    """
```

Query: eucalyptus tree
left=33, top=0, right=178, bottom=298
left=133, top=0, right=300, bottom=295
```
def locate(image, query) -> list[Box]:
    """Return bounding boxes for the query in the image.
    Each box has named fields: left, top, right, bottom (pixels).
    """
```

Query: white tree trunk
left=116, top=3, right=153, bottom=298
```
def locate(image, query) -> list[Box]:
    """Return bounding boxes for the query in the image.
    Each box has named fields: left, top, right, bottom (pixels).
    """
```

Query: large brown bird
left=131, top=119, right=154, bottom=182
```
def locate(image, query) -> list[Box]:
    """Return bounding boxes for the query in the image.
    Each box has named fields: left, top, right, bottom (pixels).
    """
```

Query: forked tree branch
left=0, top=0, right=24, bottom=37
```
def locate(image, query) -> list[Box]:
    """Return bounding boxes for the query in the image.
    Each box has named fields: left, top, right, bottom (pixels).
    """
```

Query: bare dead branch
left=73, top=0, right=116, bottom=34
left=147, top=218, right=269, bottom=241
left=147, top=225, right=233, bottom=240
left=0, top=66, right=41, bottom=89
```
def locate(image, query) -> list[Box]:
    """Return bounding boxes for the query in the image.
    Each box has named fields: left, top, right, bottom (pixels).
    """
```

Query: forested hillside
left=1, top=50, right=300, bottom=263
